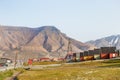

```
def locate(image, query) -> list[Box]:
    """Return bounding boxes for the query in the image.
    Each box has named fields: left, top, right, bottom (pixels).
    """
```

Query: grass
left=103, top=59, right=120, bottom=63
left=0, top=68, right=25, bottom=80
left=24, top=61, right=64, bottom=66
left=0, top=70, right=13, bottom=80
left=32, top=61, right=64, bottom=65
left=17, top=59, right=120, bottom=80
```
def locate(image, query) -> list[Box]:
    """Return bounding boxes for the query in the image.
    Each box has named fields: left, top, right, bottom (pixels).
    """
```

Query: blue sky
left=0, top=0, right=120, bottom=42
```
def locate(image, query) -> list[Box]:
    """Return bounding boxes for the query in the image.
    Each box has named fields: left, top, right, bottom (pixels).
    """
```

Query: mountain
left=86, top=35, right=120, bottom=49
left=0, top=25, right=94, bottom=59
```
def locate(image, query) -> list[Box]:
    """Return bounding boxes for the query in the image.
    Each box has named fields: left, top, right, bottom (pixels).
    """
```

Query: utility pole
left=14, top=50, right=17, bottom=69
left=66, top=38, right=73, bottom=61
left=14, top=47, right=19, bottom=69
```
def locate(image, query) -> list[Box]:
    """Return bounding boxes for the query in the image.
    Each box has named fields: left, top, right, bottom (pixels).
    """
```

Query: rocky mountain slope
left=0, top=25, right=95, bottom=59
left=86, top=35, right=120, bottom=49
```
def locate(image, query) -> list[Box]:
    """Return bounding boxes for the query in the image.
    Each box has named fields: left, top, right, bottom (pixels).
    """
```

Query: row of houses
left=66, top=47, right=120, bottom=62
left=28, top=57, right=65, bottom=63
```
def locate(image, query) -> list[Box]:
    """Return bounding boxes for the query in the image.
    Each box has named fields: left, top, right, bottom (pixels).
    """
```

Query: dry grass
left=32, top=61, right=64, bottom=65
left=24, top=61, right=64, bottom=66
left=18, top=59, right=120, bottom=80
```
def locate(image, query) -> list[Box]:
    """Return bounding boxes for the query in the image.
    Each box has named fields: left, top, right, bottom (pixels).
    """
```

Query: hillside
left=86, top=35, right=120, bottom=49
left=0, top=25, right=94, bottom=59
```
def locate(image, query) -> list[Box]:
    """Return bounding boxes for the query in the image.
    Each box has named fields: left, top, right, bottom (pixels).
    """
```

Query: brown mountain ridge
left=0, top=25, right=94, bottom=59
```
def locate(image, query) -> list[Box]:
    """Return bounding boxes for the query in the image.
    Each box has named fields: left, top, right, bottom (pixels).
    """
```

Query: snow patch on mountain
left=114, top=37, right=119, bottom=44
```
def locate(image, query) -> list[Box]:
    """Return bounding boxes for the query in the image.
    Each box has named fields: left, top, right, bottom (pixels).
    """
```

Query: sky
left=0, top=0, right=120, bottom=42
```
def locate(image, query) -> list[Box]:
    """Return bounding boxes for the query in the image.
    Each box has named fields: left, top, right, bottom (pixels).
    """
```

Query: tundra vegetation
left=0, top=70, right=13, bottom=80
left=1, top=59, right=120, bottom=80
left=18, top=59, right=120, bottom=80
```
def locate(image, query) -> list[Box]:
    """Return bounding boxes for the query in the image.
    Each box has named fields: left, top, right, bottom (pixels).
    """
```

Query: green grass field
left=17, top=59, right=120, bottom=80
left=0, top=70, right=13, bottom=80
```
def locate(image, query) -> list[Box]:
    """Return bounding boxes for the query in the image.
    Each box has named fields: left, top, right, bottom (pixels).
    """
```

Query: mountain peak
left=86, top=34, right=120, bottom=49
left=39, top=26, right=59, bottom=31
